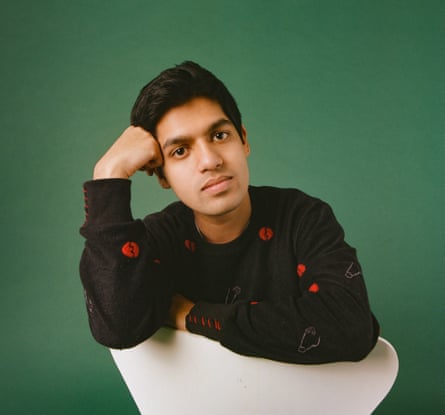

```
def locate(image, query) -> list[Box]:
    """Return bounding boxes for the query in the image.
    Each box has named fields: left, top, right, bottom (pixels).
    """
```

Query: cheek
left=163, top=165, right=194, bottom=194
left=235, top=154, right=250, bottom=178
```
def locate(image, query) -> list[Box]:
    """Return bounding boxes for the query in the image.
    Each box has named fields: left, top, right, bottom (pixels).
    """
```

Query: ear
left=241, top=125, right=250, bottom=156
left=155, top=168, right=171, bottom=189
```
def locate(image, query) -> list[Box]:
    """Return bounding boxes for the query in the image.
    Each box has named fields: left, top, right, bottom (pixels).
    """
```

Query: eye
left=171, top=146, right=187, bottom=158
left=213, top=131, right=229, bottom=141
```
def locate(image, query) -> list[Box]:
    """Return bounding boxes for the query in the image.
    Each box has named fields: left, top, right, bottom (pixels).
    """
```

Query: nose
left=197, top=142, right=223, bottom=172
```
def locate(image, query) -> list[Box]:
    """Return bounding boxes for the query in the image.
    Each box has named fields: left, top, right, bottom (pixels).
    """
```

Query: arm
left=183, top=201, right=379, bottom=364
left=79, top=127, right=172, bottom=348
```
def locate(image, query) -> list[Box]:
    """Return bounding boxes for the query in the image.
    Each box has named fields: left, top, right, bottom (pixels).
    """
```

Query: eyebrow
left=162, top=118, right=232, bottom=151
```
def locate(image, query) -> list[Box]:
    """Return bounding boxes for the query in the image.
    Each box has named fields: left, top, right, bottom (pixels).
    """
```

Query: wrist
left=168, top=294, right=195, bottom=331
left=93, top=161, right=129, bottom=180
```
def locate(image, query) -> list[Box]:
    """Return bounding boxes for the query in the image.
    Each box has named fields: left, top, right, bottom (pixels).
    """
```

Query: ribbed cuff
left=186, top=302, right=236, bottom=341
left=82, top=179, right=133, bottom=225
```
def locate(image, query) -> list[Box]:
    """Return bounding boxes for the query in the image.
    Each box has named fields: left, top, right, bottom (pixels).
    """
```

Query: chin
left=208, top=198, right=244, bottom=217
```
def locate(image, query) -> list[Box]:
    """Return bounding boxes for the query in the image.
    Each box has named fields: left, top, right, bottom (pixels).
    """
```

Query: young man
left=80, top=61, right=379, bottom=364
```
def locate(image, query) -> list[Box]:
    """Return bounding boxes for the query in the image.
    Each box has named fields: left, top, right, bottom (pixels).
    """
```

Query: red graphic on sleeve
left=297, top=264, right=306, bottom=277
left=187, top=313, right=222, bottom=331
left=308, top=283, right=319, bottom=293
left=259, top=226, right=274, bottom=241
left=121, top=241, right=140, bottom=258
left=82, top=187, right=89, bottom=225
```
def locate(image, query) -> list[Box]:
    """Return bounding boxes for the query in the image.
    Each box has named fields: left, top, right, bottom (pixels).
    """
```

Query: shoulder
left=139, top=201, right=194, bottom=250
left=249, top=185, right=338, bottom=231
left=143, top=200, right=192, bottom=229
left=249, top=185, right=327, bottom=211
left=163, top=200, right=191, bottom=217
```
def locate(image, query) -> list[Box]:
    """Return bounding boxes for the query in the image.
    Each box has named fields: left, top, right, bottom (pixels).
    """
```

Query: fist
left=166, top=294, right=195, bottom=331
left=93, top=126, right=163, bottom=179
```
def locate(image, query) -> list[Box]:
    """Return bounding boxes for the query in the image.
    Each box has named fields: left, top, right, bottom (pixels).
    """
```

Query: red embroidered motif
left=308, top=283, right=319, bottom=293
left=82, top=187, right=89, bottom=224
left=259, top=227, right=274, bottom=241
left=188, top=314, right=221, bottom=331
left=121, top=242, right=140, bottom=258
left=297, top=264, right=306, bottom=278
left=184, top=239, right=196, bottom=252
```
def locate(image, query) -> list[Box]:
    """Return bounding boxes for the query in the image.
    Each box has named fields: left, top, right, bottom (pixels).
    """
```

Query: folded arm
left=184, top=203, right=379, bottom=364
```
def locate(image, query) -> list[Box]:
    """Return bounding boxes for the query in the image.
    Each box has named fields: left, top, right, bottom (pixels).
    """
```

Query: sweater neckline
left=187, top=187, right=259, bottom=254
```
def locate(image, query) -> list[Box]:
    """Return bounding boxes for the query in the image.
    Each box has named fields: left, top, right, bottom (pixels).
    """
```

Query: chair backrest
left=110, top=328, right=398, bottom=415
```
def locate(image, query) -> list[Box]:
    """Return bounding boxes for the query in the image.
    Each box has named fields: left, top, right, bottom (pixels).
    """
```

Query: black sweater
left=79, top=179, right=379, bottom=364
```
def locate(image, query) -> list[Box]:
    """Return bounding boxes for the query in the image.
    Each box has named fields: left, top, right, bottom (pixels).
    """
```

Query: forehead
left=156, top=97, right=230, bottom=143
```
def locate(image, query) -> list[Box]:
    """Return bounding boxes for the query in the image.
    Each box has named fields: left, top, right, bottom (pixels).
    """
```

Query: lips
left=201, top=176, right=232, bottom=192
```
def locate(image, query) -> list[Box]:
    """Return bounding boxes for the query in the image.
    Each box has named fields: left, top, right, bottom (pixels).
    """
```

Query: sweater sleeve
left=186, top=201, right=379, bottom=364
left=79, top=179, right=173, bottom=349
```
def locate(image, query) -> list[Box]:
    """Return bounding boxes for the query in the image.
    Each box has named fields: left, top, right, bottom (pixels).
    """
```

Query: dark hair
left=130, top=61, right=243, bottom=141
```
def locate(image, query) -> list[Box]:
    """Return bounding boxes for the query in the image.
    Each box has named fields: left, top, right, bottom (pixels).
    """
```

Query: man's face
left=156, top=97, right=250, bottom=221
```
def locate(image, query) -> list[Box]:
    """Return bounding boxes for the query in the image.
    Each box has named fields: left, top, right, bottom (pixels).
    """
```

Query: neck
left=194, top=195, right=251, bottom=244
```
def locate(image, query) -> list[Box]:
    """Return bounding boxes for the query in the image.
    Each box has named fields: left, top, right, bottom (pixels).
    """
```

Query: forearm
left=222, top=290, right=377, bottom=364
left=186, top=285, right=378, bottom=364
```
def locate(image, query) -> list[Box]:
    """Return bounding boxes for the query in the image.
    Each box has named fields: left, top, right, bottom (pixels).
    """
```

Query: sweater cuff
left=82, top=179, right=133, bottom=225
left=186, top=302, right=236, bottom=341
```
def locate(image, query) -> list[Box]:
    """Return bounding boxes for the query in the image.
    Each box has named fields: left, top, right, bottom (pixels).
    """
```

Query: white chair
left=110, top=328, right=398, bottom=415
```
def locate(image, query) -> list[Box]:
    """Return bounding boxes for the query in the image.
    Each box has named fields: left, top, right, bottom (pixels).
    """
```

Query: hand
left=93, top=126, right=163, bottom=179
left=166, top=294, right=195, bottom=331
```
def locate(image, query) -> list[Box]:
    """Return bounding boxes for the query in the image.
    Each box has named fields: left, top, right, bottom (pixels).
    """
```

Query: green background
left=1, top=0, right=443, bottom=413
